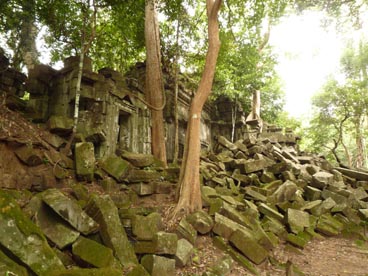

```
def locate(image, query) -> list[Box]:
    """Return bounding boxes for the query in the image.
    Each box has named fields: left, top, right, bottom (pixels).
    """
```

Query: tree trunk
left=173, top=20, right=181, bottom=165
left=355, top=117, right=366, bottom=168
left=145, top=0, right=167, bottom=167
left=13, top=0, right=39, bottom=72
left=174, top=0, right=222, bottom=215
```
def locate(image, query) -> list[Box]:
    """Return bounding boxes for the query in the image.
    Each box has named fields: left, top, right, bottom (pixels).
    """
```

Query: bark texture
left=174, top=0, right=222, bottom=215
left=145, top=0, right=167, bottom=167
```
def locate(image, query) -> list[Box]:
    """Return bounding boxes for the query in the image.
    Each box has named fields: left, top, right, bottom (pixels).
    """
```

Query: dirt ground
left=174, top=235, right=368, bottom=276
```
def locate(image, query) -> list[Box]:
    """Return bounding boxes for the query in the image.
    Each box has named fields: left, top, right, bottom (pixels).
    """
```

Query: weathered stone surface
left=203, top=255, right=233, bottom=276
left=132, top=212, right=163, bottom=240
left=33, top=197, right=80, bottom=249
left=316, top=214, right=344, bottom=236
left=229, top=229, right=269, bottom=264
left=47, top=115, right=73, bottom=135
left=186, top=210, right=214, bottom=234
left=125, top=265, right=151, bottom=276
left=126, top=169, right=161, bottom=183
left=311, top=171, right=334, bottom=189
left=0, top=248, right=28, bottom=276
left=286, top=232, right=310, bottom=248
left=72, top=236, right=121, bottom=268
left=271, top=180, right=298, bottom=203
left=0, top=191, right=64, bottom=275
left=141, top=255, right=176, bottom=276
left=121, top=151, right=154, bottom=167
left=85, top=194, right=138, bottom=267
left=335, top=167, right=368, bottom=181
left=75, top=142, right=95, bottom=181
left=258, top=203, right=284, bottom=221
left=42, top=189, right=98, bottom=235
left=212, top=236, right=258, bottom=275
left=48, top=267, right=122, bottom=276
left=100, top=155, right=131, bottom=181
left=287, top=209, right=310, bottom=234
left=177, top=218, right=197, bottom=245
left=217, top=136, right=237, bottom=151
left=310, top=197, right=336, bottom=216
left=14, top=145, right=43, bottom=166
left=154, top=231, right=178, bottom=255
left=131, top=183, right=154, bottom=195
left=304, top=185, right=322, bottom=201
left=240, top=158, right=275, bottom=174
left=175, top=238, right=194, bottom=267
left=213, top=213, right=244, bottom=239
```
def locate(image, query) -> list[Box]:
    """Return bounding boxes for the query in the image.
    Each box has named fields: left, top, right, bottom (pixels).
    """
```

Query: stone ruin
left=2, top=52, right=368, bottom=275
left=1, top=53, right=272, bottom=161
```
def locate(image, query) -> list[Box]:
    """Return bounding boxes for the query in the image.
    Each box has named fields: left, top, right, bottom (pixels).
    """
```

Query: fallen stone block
left=47, top=115, right=73, bottom=135
left=48, top=267, right=123, bottom=276
left=261, top=216, right=287, bottom=238
left=72, top=236, right=121, bottom=268
left=141, top=255, right=176, bottom=276
left=240, top=158, right=275, bottom=174
left=286, top=232, right=310, bottom=249
left=0, top=191, right=64, bottom=275
left=85, top=194, right=138, bottom=267
left=271, top=180, right=298, bottom=203
left=177, top=218, right=197, bottom=245
left=213, top=212, right=248, bottom=240
left=131, top=183, right=154, bottom=195
left=311, top=171, right=334, bottom=189
left=304, top=185, right=322, bottom=201
left=186, top=210, right=214, bottom=234
left=335, top=167, right=368, bottom=181
left=99, top=155, right=131, bottom=182
left=42, top=188, right=98, bottom=235
left=310, top=197, right=336, bottom=216
left=316, top=214, right=344, bottom=236
left=217, top=136, right=238, bottom=151
left=258, top=203, right=284, bottom=221
left=75, top=142, right=95, bottom=181
left=286, top=209, right=310, bottom=234
left=175, top=238, right=194, bottom=267
left=212, top=236, right=259, bottom=275
left=229, top=229, right=269, bottom=264
left=0, top=248, right=28, bottom=276
left=14, top=145, right=44, bottom=166
left=154, top=231, right=178, bottom=255
left=132, top=212, right=163, bottom=241
left=203, top=255, right=233, bottom=276
left=121, top=151, right=154, bottom=167
left=32, top=196, right=80, bottom=249
left=126, top=169, right=161, bottom=183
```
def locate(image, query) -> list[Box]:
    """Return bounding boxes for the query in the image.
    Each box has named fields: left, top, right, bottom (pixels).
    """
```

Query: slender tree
left=145, top=0, right=167, bottom=167
left=174, top=0, right=222, bottom=215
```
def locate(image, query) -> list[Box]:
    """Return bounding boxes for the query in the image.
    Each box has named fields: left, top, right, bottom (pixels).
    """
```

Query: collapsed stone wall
left=0, top=53, right=294, bottom=162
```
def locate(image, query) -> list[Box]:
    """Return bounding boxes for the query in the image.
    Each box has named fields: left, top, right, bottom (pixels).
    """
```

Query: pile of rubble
left=186, top=128, right=368, bottom=273
left=1, top=103, right=368, bottom=276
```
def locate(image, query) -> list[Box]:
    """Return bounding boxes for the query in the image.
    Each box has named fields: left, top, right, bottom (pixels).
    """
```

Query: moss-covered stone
left=0, top=190, right=64, bottom=276
left=229, top=229, right=269, bottom=264
left=99, top=155, right=131, bottom=181
left=85, top=194, right=138, bottom=267
left=154, top=231, right=178, bottom=255
left=175, top=238, right=194, bottom=267
left=186, top=210, right=214, bottom=234
left=177, top=218, right=197, bottom=245
left=42, top=188, right=98, bottom=235
left=34, top=197, right=80, bottom=249
left=204, top=255, right=233, bottom=276
left=212, top=236, right=259, bottom=275
left=132, top=212, right=163, bottom=240
left=286, top=209, right=310, bottom=234
left=316, top=214, right=344, bottom=236
left=0, top=248, right=28, bottom=276
left=48, top=267, right=122, bottom=276
left=75, top=142, right=95, bottom=181
left=72, top=236, right=121, bottom=268
left=141, top=255, right=175, bottom=276
left=121, top=151, right=154, bottom=168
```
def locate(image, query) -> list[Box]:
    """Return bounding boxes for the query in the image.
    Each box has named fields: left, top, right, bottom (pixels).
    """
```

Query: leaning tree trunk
left=174, top=0, right=222, bottom=215
left=145, top=0, right=167, bottom=167
left=355, top=117, right=366, bottom=168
